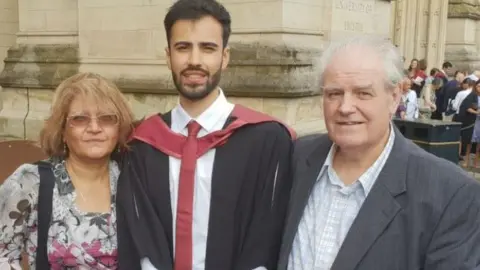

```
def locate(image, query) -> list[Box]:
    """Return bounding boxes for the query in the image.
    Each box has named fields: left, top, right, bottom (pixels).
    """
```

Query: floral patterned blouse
left=0, top=158, right=119, bottom=269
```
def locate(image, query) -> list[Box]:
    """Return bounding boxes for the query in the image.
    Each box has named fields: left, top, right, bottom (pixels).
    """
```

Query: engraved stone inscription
left=344, top=21, right=363, bottom=32
left=335, top=0, right=374, bottom=14
left=331, top=0, right=376, bottom=38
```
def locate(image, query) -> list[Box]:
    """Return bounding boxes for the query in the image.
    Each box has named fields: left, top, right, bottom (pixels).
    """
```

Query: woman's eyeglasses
left=67, top=114, right=119, bottom=128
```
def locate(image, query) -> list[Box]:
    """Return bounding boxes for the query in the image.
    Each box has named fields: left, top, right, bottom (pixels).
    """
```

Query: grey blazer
left=278, top=127, right=480, bottom=270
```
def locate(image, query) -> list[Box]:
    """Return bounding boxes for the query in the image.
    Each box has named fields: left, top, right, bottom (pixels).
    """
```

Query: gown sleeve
left=0, top=164, right=39, bottom=269
left=116, top=143, right=145, bottom=270
left=235, top=123, right=294, bottom=270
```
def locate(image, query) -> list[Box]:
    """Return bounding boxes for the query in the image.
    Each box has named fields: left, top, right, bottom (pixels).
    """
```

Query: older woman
left=0, top=73, right=134, bottom=269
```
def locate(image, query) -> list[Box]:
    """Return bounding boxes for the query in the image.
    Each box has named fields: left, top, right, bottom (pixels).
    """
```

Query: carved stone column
left=391, top=0, right=449, bottom=70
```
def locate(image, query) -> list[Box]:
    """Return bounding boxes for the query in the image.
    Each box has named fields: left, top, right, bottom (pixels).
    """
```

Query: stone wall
left=445, top=0, right=480, bottom=72
left=0, top=0, right=18, bottom=122
left=0, top=0, right=396, bottom=141
left=0, top=0, right=18, bottom=73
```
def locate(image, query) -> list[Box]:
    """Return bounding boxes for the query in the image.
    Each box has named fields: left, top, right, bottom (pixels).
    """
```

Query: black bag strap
left=35, top=160, right=55, bottom=269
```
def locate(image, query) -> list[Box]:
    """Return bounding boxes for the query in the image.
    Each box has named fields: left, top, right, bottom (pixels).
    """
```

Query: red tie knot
left=187, top=120, right=202, bottom=138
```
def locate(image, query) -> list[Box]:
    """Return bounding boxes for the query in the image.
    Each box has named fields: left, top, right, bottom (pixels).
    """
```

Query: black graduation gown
left=116, top=111, right=294, bottom=270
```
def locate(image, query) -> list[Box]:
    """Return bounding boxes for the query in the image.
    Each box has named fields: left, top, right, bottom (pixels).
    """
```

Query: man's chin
left=178, top=86, right=215, bottom=101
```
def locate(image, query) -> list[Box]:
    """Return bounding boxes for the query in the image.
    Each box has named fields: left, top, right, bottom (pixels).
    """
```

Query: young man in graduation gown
left=115, top=0, right=296, bottom=269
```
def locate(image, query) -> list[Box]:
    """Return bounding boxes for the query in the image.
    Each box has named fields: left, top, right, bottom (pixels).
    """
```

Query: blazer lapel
left=331, top=127, right=409, bottom=270
left=278, top=135, right=332, bottom=269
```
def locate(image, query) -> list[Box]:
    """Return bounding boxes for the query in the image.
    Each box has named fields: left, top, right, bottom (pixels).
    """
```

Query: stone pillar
left=0, top=0, right=18, bottom=140
left=391, top=0, right=449, bottom=71
left=0, top=0, right=18, bottom=72
left=0, top=0, right=79, bottom=139
left=223, top=0, right=324, bottom=133
left=445, top=0, right=480, bottom=73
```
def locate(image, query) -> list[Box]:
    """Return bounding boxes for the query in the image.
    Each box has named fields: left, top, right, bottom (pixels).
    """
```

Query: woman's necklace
left=65, top=161, right=110, bottom=203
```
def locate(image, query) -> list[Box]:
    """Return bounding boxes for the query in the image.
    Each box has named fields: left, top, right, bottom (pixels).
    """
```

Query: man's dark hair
left=164, top=0, right=231, bottom=48
left=418, top=59, right=427, bottom=71
left=429, top=67, right=440, bottom=77
left=442, top=61, right=453, bottom=69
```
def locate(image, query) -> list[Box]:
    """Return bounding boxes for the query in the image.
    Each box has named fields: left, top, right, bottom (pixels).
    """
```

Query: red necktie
left=129, top=106, right=296, bottom=269
left=174, top=121, right=202, bottom=270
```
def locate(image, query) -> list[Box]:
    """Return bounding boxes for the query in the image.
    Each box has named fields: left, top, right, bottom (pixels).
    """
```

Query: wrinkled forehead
left=322, top=46, right=385, bottom=88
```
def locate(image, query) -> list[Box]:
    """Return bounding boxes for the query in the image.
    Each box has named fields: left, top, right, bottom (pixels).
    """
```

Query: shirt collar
left=172, top=88, right=231, bottom=133
left=319, top=123, right=396, bottom=195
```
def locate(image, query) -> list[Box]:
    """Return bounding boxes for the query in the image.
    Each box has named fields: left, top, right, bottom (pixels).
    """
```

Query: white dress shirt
left=170, top=90, right=234, bottom=269
left=452, top=88, right=472, bottom=114
left=403, top=89, right=418, bottom=120
left=141, top=90, right=267, bottom=270
left=288, top=125, right=395, bottom=270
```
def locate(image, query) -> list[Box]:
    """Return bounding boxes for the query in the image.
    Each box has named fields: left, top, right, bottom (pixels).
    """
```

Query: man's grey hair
left=317, top=36, right=405, bottom=89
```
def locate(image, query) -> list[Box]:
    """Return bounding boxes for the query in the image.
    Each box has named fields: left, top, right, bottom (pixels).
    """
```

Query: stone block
left=448, top=0, right=480, bottom=20
left=0, top=42, right=320, bottom=102
left=0, top=34, right=16, bottom=47
left=80, top=42, right=321, bottom=98
left=79, top=6, right=163, bottom=31
left=282, top=2, right=323, bottom=31
left=81, top=30, right=155, bottom=59
left=0, top=44, right=80, bottom=89
left=0, top=22, right=18, bottom=35
left=0, top=88, right=28, bottom=139
left=45, top=9, right=78, bottom=32
left=21, top=10, right=47, bottom=32
left=0, top=8, right=19, bottom=23
left=123, top=93, right=177, bottom=119
left=21, top=0, right=76, bottom=11
left=24, top=89, right=52, bottom=140
left=330, top=0, right=379, bottom=39
left=81, top=0, right=156, bottom=8
left=0, top=0, right=18, bottom=10
left=226, top=1, right=282, bottom=30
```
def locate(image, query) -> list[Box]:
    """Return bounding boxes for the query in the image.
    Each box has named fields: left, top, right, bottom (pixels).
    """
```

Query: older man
left=278, top=36, right=480, bottom=270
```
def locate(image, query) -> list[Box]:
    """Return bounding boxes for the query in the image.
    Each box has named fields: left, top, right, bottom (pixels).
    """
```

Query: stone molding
left=448, top=0, right=480, bottom=20
left=0, top=43, right=321, bottom=98
left=0, top=45, right=80, bottom=89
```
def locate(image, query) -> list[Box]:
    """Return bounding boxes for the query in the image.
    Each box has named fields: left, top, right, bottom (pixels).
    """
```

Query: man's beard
left=172, top=65, right=222, bottom=101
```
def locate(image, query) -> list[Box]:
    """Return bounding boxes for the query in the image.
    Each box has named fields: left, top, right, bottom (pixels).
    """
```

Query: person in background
left=401, top=78, right=418, bottom=120
left=419, top=76, right=442, bottom=119
left=278, top=35, right=480, bottom=270
left=407, top=58, right=418, bottom=79
left=395, top=99, right=406, bottom=119
left=452, top=77, right=476, bottom=121
left=411, top=59, right=427, bottom=97
left=0, top=73, right=135, bottom=269
left=437, top=61, right=453, bottom=85
left=425, top=67, right=440, bottom=86
left=443, top=70, right=466, bottom=118
left=458, top=79, right=480, bottom=167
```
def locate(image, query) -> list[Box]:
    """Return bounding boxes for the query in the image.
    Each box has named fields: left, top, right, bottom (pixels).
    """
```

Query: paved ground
left=0, top=140, right=46, bottom=183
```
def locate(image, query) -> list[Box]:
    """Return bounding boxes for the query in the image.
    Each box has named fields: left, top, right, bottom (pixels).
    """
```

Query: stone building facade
left=0, top=0, right=476, bottom=140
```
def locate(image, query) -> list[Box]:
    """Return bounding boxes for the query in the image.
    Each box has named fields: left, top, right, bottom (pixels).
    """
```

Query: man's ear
left=221, top=46, right=230, bottom=70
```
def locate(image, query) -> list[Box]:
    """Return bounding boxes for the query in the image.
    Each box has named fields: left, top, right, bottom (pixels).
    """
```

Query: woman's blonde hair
left=39, top=72, right=134, bottom=157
